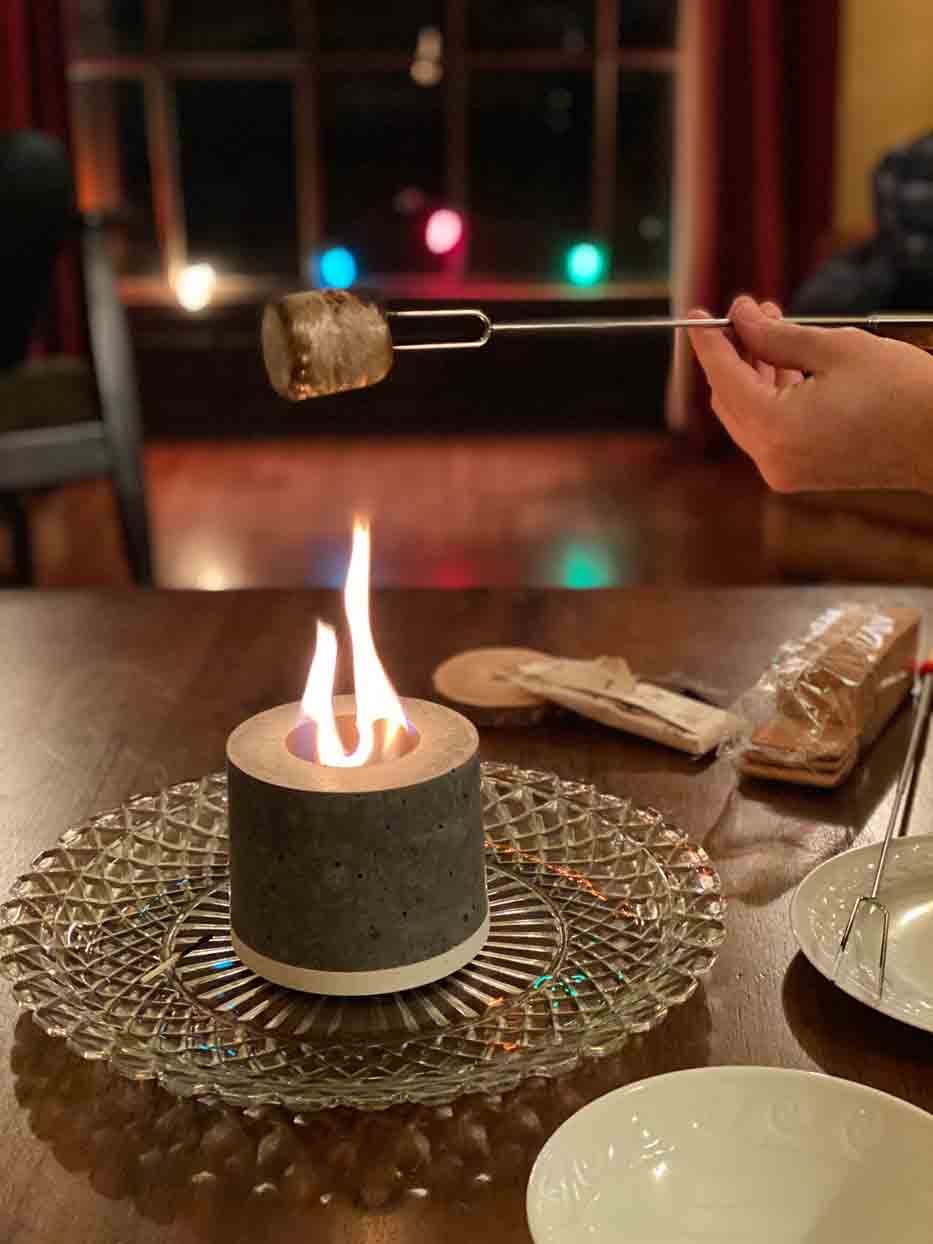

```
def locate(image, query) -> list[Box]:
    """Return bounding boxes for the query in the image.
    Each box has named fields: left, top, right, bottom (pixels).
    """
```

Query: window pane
left=613, top=71, right=673, bottom=279
left=469, top=1, right=592, bottom=51
left=71, top=80, right=158, bottom=275
left=319, top=74, right=444, bottom=274
left=317, top=3, right=444, bottom=53
left=70, top=0, right=145, bottom=57
left=176, top=81, right=297, bottom=275
left=165, top=0, right=293, bottom=50
left=469, top=72, right=592, bottom=277
left=618, top=0, right=678, bottom=48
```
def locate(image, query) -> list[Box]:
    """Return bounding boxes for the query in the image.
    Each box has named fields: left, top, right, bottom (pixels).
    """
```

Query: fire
left=300, top=521, right=409, bottom=766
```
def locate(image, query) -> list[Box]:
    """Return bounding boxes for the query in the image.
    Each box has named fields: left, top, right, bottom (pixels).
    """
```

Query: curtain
left=0, top=0, right=82, bottom=356
left=667, top=0, right=841, bottom=445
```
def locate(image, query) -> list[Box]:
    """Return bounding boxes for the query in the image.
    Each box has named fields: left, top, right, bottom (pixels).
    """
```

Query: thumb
left=730, top=296, right=841, bottom=373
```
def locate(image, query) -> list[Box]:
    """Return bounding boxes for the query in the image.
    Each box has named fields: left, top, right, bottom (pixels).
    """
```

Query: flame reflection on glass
left=300, top=521, right=409, bottom=766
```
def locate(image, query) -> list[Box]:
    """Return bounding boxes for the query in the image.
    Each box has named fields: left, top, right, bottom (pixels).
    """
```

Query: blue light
left=566, top=242, right=606, bottom=287
left=318, top=246, right=357, bottom=289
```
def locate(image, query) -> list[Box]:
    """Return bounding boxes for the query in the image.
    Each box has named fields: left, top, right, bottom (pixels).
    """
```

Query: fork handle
left=870, top=656, right=933, bottom=899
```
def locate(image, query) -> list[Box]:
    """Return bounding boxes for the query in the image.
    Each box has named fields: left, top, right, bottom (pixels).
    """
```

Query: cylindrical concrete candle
left=226, top=695, right=488, bottom=995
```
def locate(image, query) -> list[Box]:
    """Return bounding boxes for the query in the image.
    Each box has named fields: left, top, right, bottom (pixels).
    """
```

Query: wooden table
left=3, top=586, right=932, bottom=1244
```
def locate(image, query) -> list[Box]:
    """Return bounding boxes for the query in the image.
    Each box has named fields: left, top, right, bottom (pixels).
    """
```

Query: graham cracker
left=739, top=604, right=920, bottom=788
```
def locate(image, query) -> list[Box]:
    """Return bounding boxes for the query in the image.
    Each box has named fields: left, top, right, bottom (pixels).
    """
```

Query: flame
left=300, top=521, right=408, bottom=766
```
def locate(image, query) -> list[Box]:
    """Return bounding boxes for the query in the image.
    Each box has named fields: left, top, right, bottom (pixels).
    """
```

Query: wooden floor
left=9, top=432, right=777, bottom=589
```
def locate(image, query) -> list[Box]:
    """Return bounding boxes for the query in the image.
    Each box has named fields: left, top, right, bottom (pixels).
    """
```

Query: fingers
left=687, top=308, right=770, bottom=432
left=730, top=295, right=842, bottom=373
left=760, top=301, right=804, bottom=390
left=756, top=303, right=779, bottom=388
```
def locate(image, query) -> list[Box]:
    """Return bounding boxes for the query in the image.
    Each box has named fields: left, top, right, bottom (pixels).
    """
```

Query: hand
left=687, top=295, right=933, bottom=493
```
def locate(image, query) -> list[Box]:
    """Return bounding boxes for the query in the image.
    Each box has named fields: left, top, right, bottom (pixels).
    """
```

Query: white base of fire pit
left=231, top=911, right=490, bottom=996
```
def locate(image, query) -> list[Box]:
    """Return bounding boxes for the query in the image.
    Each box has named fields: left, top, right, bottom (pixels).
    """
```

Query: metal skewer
left=835, top=658, right=933, bottom=998
left=388, top=309, right=933, bottom=352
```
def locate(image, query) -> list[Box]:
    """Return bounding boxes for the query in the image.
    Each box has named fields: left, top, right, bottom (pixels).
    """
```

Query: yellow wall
left=835, top=0, right=933, bottom=233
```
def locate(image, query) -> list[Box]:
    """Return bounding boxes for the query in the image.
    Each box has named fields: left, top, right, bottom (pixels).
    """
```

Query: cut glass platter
left=0, top=764, right=724, bottom=1109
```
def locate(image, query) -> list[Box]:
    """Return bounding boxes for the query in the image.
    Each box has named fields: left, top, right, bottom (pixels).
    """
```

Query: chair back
left=0, top=130, right=75, bottom=368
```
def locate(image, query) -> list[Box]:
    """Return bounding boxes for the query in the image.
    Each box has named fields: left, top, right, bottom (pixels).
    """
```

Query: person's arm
left=687, top=295, right=933, bottom=493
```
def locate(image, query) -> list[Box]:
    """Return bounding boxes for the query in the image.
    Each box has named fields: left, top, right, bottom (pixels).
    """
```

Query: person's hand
left=687, top=295, right=933, bottom=493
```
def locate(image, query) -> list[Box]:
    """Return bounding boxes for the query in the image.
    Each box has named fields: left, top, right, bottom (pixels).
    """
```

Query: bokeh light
left=317, top=246, right=357, bottom=289
left=410, top=59, right=443, bottom=86
left=433, top=556, right=476, bottom=589
left=565, top=242, right=606, bottom=287
left=174, top=263, right=216, bottom=312
left=425, top=208, right=464, bottom=255
left=394, top=186, right=426, bottom=215
left=559, top=541, right=616, bottom=589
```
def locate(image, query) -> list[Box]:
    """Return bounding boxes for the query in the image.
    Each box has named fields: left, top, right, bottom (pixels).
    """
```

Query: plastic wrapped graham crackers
left=725, top=602, right=921, bottom=787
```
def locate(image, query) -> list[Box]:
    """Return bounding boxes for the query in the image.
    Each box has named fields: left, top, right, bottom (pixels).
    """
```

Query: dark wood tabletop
left=3, top=586, right=933, bottom=1244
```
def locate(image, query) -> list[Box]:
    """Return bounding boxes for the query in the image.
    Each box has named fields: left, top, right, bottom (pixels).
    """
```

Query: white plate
left=791, top=834, right=933, bottom=1031
left=527, top=1066, right=933, bottom=1243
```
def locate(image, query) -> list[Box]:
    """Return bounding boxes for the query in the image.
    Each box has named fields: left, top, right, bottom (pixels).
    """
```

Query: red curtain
left=0, top=0, right=83, bottom=356
left=667, top=0, right=841, bottom=445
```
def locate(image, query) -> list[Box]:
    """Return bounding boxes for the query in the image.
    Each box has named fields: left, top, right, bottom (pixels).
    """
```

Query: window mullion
left=144, top=0, right=186, bottom=278
left=293, top=0, right=322, bottom=279
left=593, top=0, right=619, bottom=251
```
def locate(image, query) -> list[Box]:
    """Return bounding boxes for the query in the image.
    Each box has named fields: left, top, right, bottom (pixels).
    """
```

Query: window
left=176, top=80, right=297, bottom=275
left=67, top=1, right=679, bottom=303
left=469, top=71, right=593, bottom=276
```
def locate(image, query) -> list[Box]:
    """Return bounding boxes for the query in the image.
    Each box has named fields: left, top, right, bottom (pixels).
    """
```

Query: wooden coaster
left=432, top=647, right=556, bottom=727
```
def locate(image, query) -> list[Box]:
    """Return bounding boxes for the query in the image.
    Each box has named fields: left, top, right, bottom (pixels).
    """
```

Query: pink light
left=424, top=208, right=464, bottom=255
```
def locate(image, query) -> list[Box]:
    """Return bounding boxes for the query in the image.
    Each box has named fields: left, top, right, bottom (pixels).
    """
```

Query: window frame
left=67, top=0, right=680, bottom=306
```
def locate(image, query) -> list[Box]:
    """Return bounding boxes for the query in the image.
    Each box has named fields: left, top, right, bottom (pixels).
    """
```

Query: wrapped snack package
left=725, top=603, right=921, bottom=787
left=510, top=656, right=735, bottom=756
left=432, top=648, right=734, bottom=752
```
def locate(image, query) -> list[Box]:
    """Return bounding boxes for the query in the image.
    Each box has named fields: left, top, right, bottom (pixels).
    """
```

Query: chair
left=0, top=130, right=153, bottom=585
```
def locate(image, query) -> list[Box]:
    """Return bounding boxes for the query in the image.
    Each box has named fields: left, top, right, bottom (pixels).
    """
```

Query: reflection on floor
left=14, top=433, right=776, bottom=589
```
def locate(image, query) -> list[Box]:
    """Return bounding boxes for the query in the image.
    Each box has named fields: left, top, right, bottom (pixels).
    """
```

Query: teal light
left=317, top=246, right=357, bottom=289
left=565, top=242, right=606, bottom=287
left=560, top=541, right=615, bottom=589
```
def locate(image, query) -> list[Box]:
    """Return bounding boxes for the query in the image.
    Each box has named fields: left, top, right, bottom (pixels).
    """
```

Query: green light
left=560, top=542, right=615, bottom=589
left=566, top=242, right=606, bottom=286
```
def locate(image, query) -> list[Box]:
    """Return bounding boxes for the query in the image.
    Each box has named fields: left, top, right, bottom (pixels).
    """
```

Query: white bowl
left=527, top=1067, right=933, bottom=1243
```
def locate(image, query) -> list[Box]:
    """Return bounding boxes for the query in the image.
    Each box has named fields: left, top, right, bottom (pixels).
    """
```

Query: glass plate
left=0, top=764, right=725, bottom=1109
